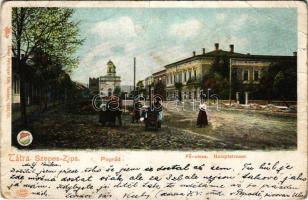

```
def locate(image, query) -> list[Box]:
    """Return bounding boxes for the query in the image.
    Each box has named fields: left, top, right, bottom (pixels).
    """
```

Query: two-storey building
left=163, top=43, right=296, bottom=102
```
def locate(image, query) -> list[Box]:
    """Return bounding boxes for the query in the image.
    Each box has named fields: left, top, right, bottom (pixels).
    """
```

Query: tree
left=154, top=81, right=166, bottom=99
left=174, top=82, right=183, bottom=100
left=12, top=8, right=83, bottom=126
left=260, top=60, right=297, bottom=105
left=211, top=55, right=230, bottom=79
left=259, top=67, right=274, bottom=103
left=202, top=56, right=230, bottom=99
left=113, top=86, right=122, bottom=96
left=186, top=78, right=200, bottom=90
left=136, top=80, right=148, bottom=97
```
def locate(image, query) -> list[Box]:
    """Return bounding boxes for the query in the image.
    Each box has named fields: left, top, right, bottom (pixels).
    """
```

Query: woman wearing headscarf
left=197, top=94, right=208, bottom=127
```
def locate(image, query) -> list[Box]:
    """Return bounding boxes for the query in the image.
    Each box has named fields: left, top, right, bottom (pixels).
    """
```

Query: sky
left=71, top=8, right=297, bottom=85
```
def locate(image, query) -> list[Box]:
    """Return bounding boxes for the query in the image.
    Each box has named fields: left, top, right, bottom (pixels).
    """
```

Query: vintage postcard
left=0, top=1, right=307, bottom=199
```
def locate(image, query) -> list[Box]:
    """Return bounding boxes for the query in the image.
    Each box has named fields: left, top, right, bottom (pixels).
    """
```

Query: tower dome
left=107, top=60, right=116, bottom=75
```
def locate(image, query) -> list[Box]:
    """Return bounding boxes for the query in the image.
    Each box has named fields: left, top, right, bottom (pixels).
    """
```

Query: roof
left=164, top=49, right=296, bottom=68
left=145, top=75, right=153, bottom=80
left=74, top=81, right=88, bottom=89
left=152, top=69, right=166, bottom=76
left=100, top=75, right=121, bottom=80
left=204, top=49, right=245, bottom=57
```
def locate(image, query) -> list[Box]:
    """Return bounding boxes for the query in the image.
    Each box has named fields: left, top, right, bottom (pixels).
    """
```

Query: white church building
left=99, top=60, right=121, bottom=96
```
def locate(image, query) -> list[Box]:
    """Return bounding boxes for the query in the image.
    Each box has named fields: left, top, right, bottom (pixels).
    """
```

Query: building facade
left=98, top=60, right=121, bottom=96
left=88, top=77, right=99, bottom=95
left=139, top=43, right=296, bottom=103
left=160, top=43, right=296, bottom=102
left=165, top=50, right=213, bottom=100
left=12, top=57, right=40, bottom=106
left=152, top=69, right=166, bottom=85
left=144, top=75, right=154, bottom=88
left=12, top=68, right=21, bottom=104
left=230, top=54, right=296, bottom=103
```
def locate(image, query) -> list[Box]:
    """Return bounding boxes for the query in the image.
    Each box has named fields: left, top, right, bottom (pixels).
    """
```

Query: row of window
left=167, top=69, right=260, bottom=84
left=242, top=69, right=260, bottom=82
left=166, top=90, right=198, bottom=100
left=166, top=68, right=260, bottom=85
left=167, top=69, right=197, bottom=84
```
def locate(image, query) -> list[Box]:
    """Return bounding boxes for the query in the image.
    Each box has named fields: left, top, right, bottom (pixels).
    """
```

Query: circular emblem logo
left=17, top=130, right=33, bottom=146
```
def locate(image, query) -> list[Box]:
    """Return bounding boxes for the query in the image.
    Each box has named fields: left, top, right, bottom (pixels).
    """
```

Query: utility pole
left=229, top=58, right=232, bottom=105
left=149, top=85, right=152, bottom=109
left=133, top=57, right=136, bottom=95
left=200, top=64, right=203, bottom=100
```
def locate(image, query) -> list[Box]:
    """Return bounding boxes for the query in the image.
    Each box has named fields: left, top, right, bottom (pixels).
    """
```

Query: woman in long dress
left=197, top=99, right=208, bottom=127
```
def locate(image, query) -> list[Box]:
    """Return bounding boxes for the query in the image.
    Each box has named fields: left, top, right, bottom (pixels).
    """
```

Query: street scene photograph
left=11, top=7, right=297, bottom=150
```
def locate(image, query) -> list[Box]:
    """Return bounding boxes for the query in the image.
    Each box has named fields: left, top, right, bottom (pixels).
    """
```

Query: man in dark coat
left=132, top=99, right=142, bottom=123
left=99, top=102, right=107, bottom=126
left=107, top=96, right=121, bottom=127
left=152, top=97, right=163, bottom=128
left=115, top=96, right=123, bottom=126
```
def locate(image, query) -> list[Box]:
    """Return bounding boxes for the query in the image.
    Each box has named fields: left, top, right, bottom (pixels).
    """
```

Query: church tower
left=99, top=59, right=121, bottom=96
left=107, top=60, right=116, bottom=76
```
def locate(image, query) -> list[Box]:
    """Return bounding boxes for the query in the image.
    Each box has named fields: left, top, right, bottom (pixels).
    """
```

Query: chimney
left=293, top=51, right=297, bottom=56
left=202, top=48, right=205, bottom=54
left=215, top=43, right=219, bottom=50
left=230, top=44, right=234, bottom=53
left=193, top=51, right=196, bottom=57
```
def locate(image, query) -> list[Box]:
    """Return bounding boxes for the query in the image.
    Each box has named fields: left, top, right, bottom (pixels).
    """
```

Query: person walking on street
left=197, top=96, right=208, bottom=127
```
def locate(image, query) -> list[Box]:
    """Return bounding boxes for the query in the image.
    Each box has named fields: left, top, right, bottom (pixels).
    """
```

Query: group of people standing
left=132, top=97, right=163, bottom=129
left=98, top=95, right=209, bottom=128
left=99, top=96, right=122, bottom=127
